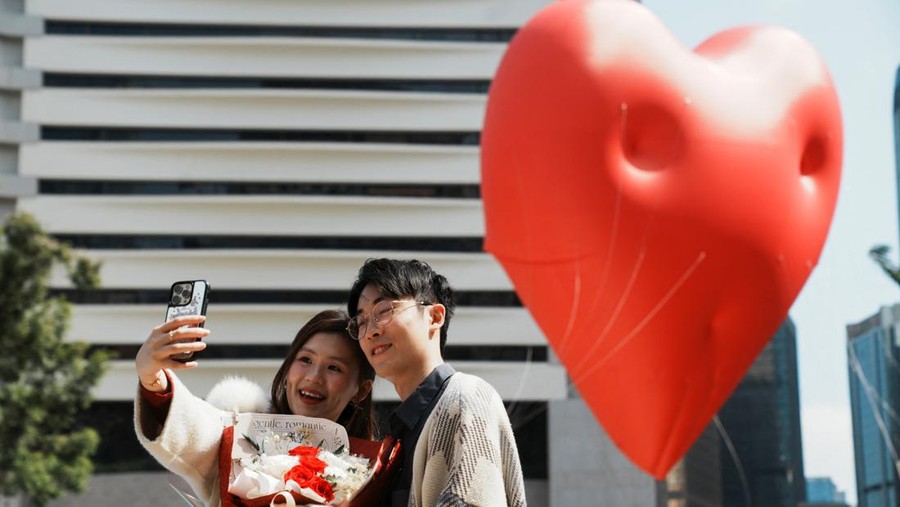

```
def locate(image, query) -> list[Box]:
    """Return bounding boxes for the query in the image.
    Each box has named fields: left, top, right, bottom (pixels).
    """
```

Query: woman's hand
left=135, top=315, right=209, bottom=392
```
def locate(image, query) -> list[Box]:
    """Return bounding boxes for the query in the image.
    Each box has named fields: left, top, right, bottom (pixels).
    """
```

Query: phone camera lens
left=171, top=283, right=194, bottom=305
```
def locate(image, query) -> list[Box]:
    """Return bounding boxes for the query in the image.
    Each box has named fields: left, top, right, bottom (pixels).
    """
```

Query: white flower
left=318, top=450, right=373, bottom=504
left=255, top=454, right=299, bottom=480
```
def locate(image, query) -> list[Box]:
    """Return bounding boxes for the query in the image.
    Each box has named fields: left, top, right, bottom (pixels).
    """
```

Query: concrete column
left=0, top=0, right=39, bottom=219
left=548, top=397, right=658, bottom=506
left=546, top=348, right=658, bottom=507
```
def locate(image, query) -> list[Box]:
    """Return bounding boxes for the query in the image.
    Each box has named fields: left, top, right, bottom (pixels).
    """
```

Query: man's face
left=354, top=284, right=432, bottom=382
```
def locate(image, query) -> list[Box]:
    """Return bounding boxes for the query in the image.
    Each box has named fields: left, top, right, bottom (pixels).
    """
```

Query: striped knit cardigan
left=409, top=373, right=527, bottom=507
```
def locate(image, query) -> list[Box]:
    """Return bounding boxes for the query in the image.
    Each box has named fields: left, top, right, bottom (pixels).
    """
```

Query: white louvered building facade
left=1, top=1, right=663, bottom=505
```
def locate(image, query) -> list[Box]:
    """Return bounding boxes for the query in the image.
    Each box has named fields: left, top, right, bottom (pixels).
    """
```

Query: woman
left=134, top=309, right=376, bottom=506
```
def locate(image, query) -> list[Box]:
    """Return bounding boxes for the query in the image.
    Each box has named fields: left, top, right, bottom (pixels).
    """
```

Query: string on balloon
left=713, top=415, right=752, bottom=507
left=506, top=345, right=534, bottom=427
left=557, top=99, right=630, bottom=360
left=572, top=251, right=708, bottom=385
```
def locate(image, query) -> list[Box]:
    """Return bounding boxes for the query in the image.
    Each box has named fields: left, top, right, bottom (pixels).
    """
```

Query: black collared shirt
left=386, top=363, right=457, bottom=507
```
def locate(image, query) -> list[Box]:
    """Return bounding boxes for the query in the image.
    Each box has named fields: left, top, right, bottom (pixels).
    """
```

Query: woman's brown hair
left=270, top=309, right=376, bottom=439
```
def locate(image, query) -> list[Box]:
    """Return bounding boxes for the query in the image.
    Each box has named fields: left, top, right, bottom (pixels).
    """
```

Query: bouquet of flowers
left=221, top=413, right=390, bottom=507
left=232, top=439, right=372, bottom=505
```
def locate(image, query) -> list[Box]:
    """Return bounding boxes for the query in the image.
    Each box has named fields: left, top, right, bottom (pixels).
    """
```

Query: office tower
left=807, top=476, right=848, bottom=503
left=658, top=422, right=723, bottom=507
left=717, top=318, right=807, bottom=506
left=845, top=63, right=900, bottom=507
left=895, top=65, right=900, bottom=245
left=848, top=305, right=900, bottom=507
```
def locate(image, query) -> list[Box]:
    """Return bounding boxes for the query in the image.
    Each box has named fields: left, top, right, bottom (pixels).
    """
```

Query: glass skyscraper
left=895, top=65, right=900, bottom=245
left=848, top=305, right=900, bottom=506
left=659, top=421, right=723, bottom=507
left=846, top=63, right=900, bottom=507
left=807, top=476, right=847, bottom=503
left=717, top=318, right=807, bottom=507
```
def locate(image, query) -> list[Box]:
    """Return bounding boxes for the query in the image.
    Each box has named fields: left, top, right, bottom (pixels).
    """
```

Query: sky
left=639, top=0, right=900, bottom=503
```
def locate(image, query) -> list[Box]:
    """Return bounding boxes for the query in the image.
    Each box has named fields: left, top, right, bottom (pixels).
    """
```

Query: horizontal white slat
left=69, top=304, right=546, bottom=346
left=97, top=359, right=567, bottom=402
left=17, top=195, right=485, bottom=235
left=50, top=250, right=512, bottom=291
left=22, top=89, right=486, bottom=130
left=27, top=0, right=550, bottom=28
left=26, top=36, right=506, bottom=79
left=19, top=142, right=479, bottom=183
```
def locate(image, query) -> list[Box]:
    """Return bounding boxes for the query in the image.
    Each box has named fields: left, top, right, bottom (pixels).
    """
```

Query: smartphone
left=165, top=280, right=210, bottom=363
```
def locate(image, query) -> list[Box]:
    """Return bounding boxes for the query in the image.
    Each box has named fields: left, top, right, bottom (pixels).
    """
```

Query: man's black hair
left=347, top=258, right=455, bottom=353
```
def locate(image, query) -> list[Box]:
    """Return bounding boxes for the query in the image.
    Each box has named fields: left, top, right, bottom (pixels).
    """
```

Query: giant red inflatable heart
left=481, top=0, right=841, bottom=478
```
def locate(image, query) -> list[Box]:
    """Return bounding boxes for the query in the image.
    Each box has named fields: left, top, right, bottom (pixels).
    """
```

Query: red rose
left=299, top=455, right=327, bottom=474
left=288, top=446, right=319, bottom=458
left=283, top=464, right=316, bottom=487
left=283, top=464, right=335, bottom=503
left=310, top=477, right=334, bottom=503
left=286, top=446, right=327, bottom=474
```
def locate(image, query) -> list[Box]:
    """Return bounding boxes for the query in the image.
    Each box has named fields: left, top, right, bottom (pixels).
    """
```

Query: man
left=346, top=258, right=527, bottom=506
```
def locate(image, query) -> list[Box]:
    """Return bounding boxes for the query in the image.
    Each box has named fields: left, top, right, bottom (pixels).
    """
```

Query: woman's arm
left=133, top=316, right=225, bottom=505
left=137, top=370, right=174, bottom=439
left=134, top=371, right=230, bottom=505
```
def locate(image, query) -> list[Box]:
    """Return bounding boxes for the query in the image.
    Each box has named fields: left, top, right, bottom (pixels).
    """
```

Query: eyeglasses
left=347, top=300, right=431, bottom=340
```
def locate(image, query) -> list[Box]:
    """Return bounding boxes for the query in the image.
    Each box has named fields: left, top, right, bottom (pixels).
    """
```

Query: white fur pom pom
left=205, top=376, right=270, bottom=413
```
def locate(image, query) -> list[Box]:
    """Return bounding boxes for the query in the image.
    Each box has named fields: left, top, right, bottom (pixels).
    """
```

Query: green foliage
left=869, top=244, right=900, bottom=286
left=0, top=212, right=107, bottom=506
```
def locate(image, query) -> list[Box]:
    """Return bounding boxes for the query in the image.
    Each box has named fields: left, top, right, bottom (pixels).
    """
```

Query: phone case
left=165, top=280, right=210, bottom=362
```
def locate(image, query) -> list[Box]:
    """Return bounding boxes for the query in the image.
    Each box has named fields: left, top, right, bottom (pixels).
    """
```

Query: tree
left=0, top=212, right=108, bottom=507
left=869, top=244, right=900, bottom=286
